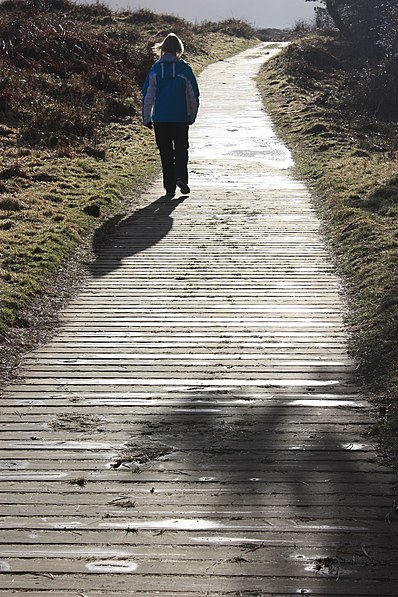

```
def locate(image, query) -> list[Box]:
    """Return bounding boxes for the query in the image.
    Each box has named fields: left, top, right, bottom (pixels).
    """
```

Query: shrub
left=284, top=36, right=343, bottom=85
left=284, top=33, right=398, bottom=118
left=0, top=3, right=141, bottom=146
left=348, top=55, right=398, bottom=118
left=200, top=18, right=256, bottom=39
left=121, top=9, right=160, bottom=25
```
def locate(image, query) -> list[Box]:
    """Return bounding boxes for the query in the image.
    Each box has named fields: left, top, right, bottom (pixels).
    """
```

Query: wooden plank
left=0, top=470, right=393, bottom=484
left=0, top=574, right=397, bottom=594
left=0, top=528, right=394, bottom=546
left=0, top=545, right=393, bottom=569
left=0, top=516, right=385, bottom=531
left=0, top=439, right=378, bottom=452
left=0, top=439, right=377, bottom=455
left=0, top=480, right=392, bottom=496
left=0, top=505, right=391, bottom=520
left=6, top=379, right=360, bottom=389
left=0, top=460, right=390, bottom=475
left=0, top=492, right=390, bottom=507
left=0, top=556, right=394, bottom=578
left=1, top=543, right=392, bottom=562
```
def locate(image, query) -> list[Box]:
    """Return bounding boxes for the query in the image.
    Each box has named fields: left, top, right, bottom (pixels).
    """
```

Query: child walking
left=142, top=33, right=200, bottom=198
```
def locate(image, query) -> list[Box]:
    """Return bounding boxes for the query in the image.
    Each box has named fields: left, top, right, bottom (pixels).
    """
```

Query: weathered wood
left=0, top=574, right=397, bottom=594
left=0, top=491, right=390, bottom=506
left=0, top=480, right=393, bottom=496
left=0, top=543, right=392, bottom=564
left=0, top=528, right=394, bottom=546
left=1, top=556, right=394, bottom=578
left=0, top=470, right=394, bottom=483
left=0, top=460, right=390, bottom=476
left=0, top=505, right=392, bottom=520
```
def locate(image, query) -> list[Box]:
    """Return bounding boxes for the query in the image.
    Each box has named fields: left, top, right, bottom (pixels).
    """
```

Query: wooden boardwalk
left=1, top=44, right=397, bottom=595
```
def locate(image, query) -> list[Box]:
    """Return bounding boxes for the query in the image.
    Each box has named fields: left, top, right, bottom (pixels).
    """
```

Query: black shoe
left=176, top=179, right=190, bottom=194
left=164, top=190, right=175, bottom=198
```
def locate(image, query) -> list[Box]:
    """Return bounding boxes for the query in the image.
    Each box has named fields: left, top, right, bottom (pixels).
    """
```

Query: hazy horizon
left=76, top=0, right=320, bottom=29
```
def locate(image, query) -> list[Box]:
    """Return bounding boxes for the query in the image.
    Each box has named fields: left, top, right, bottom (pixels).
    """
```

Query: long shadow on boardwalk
left=130, top=382, right=398, bottom=594
left=84, top=189, right=398, bottom=593
left=89, top=195, right=187, bottom=277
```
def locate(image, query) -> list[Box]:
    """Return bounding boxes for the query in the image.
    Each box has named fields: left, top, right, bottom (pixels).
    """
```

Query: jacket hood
left=159, top=53, right=180, bottom=63
left=156, top=55, right=183, bottom=79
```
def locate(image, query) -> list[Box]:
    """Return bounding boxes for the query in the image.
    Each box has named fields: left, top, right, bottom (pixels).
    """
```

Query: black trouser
left=154, top=123, right=189, bottom=193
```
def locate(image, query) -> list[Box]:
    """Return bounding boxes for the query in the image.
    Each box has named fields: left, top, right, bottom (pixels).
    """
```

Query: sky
left=78, top=0, right=320, bottom=29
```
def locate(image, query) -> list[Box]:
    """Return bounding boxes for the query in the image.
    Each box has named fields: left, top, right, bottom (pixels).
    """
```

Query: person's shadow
left=89, top=194, right=187, bottom=277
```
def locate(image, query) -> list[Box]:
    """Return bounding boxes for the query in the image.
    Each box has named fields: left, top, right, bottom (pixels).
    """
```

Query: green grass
left=257, top=35, right=398, bottom=465
left=0, top=121, right=158, bottom=326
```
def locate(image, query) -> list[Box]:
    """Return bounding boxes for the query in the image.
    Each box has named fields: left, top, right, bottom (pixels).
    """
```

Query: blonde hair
left=153, top=33, right=184, bottom=58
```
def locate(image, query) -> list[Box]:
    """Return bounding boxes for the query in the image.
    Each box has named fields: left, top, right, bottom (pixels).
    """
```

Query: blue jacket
left=142, top=54, right=200, bottom=125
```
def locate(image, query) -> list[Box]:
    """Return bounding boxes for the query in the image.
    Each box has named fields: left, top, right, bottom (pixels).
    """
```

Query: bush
left=200, top=18, right=256, bottom=39
left=349, top=55, right=398, bottom=118
left=284, top=36, right=343, bottom=85
left=284, top=34, right=398, bottom=121
left=122, top=9, right=163, bottom=25
left=0, top=2, right=143, bottom=146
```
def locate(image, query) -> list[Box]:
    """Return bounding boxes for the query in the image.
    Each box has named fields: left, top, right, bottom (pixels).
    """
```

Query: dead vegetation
left=50, top=412, right=106, bottom=432
left=110, top=440, right=173, bottom=471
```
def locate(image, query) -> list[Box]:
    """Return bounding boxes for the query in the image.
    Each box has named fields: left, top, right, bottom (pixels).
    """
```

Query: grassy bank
left=0, top=0, right=257, bottom=376
left=257, top=36, right=398, bottom=465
